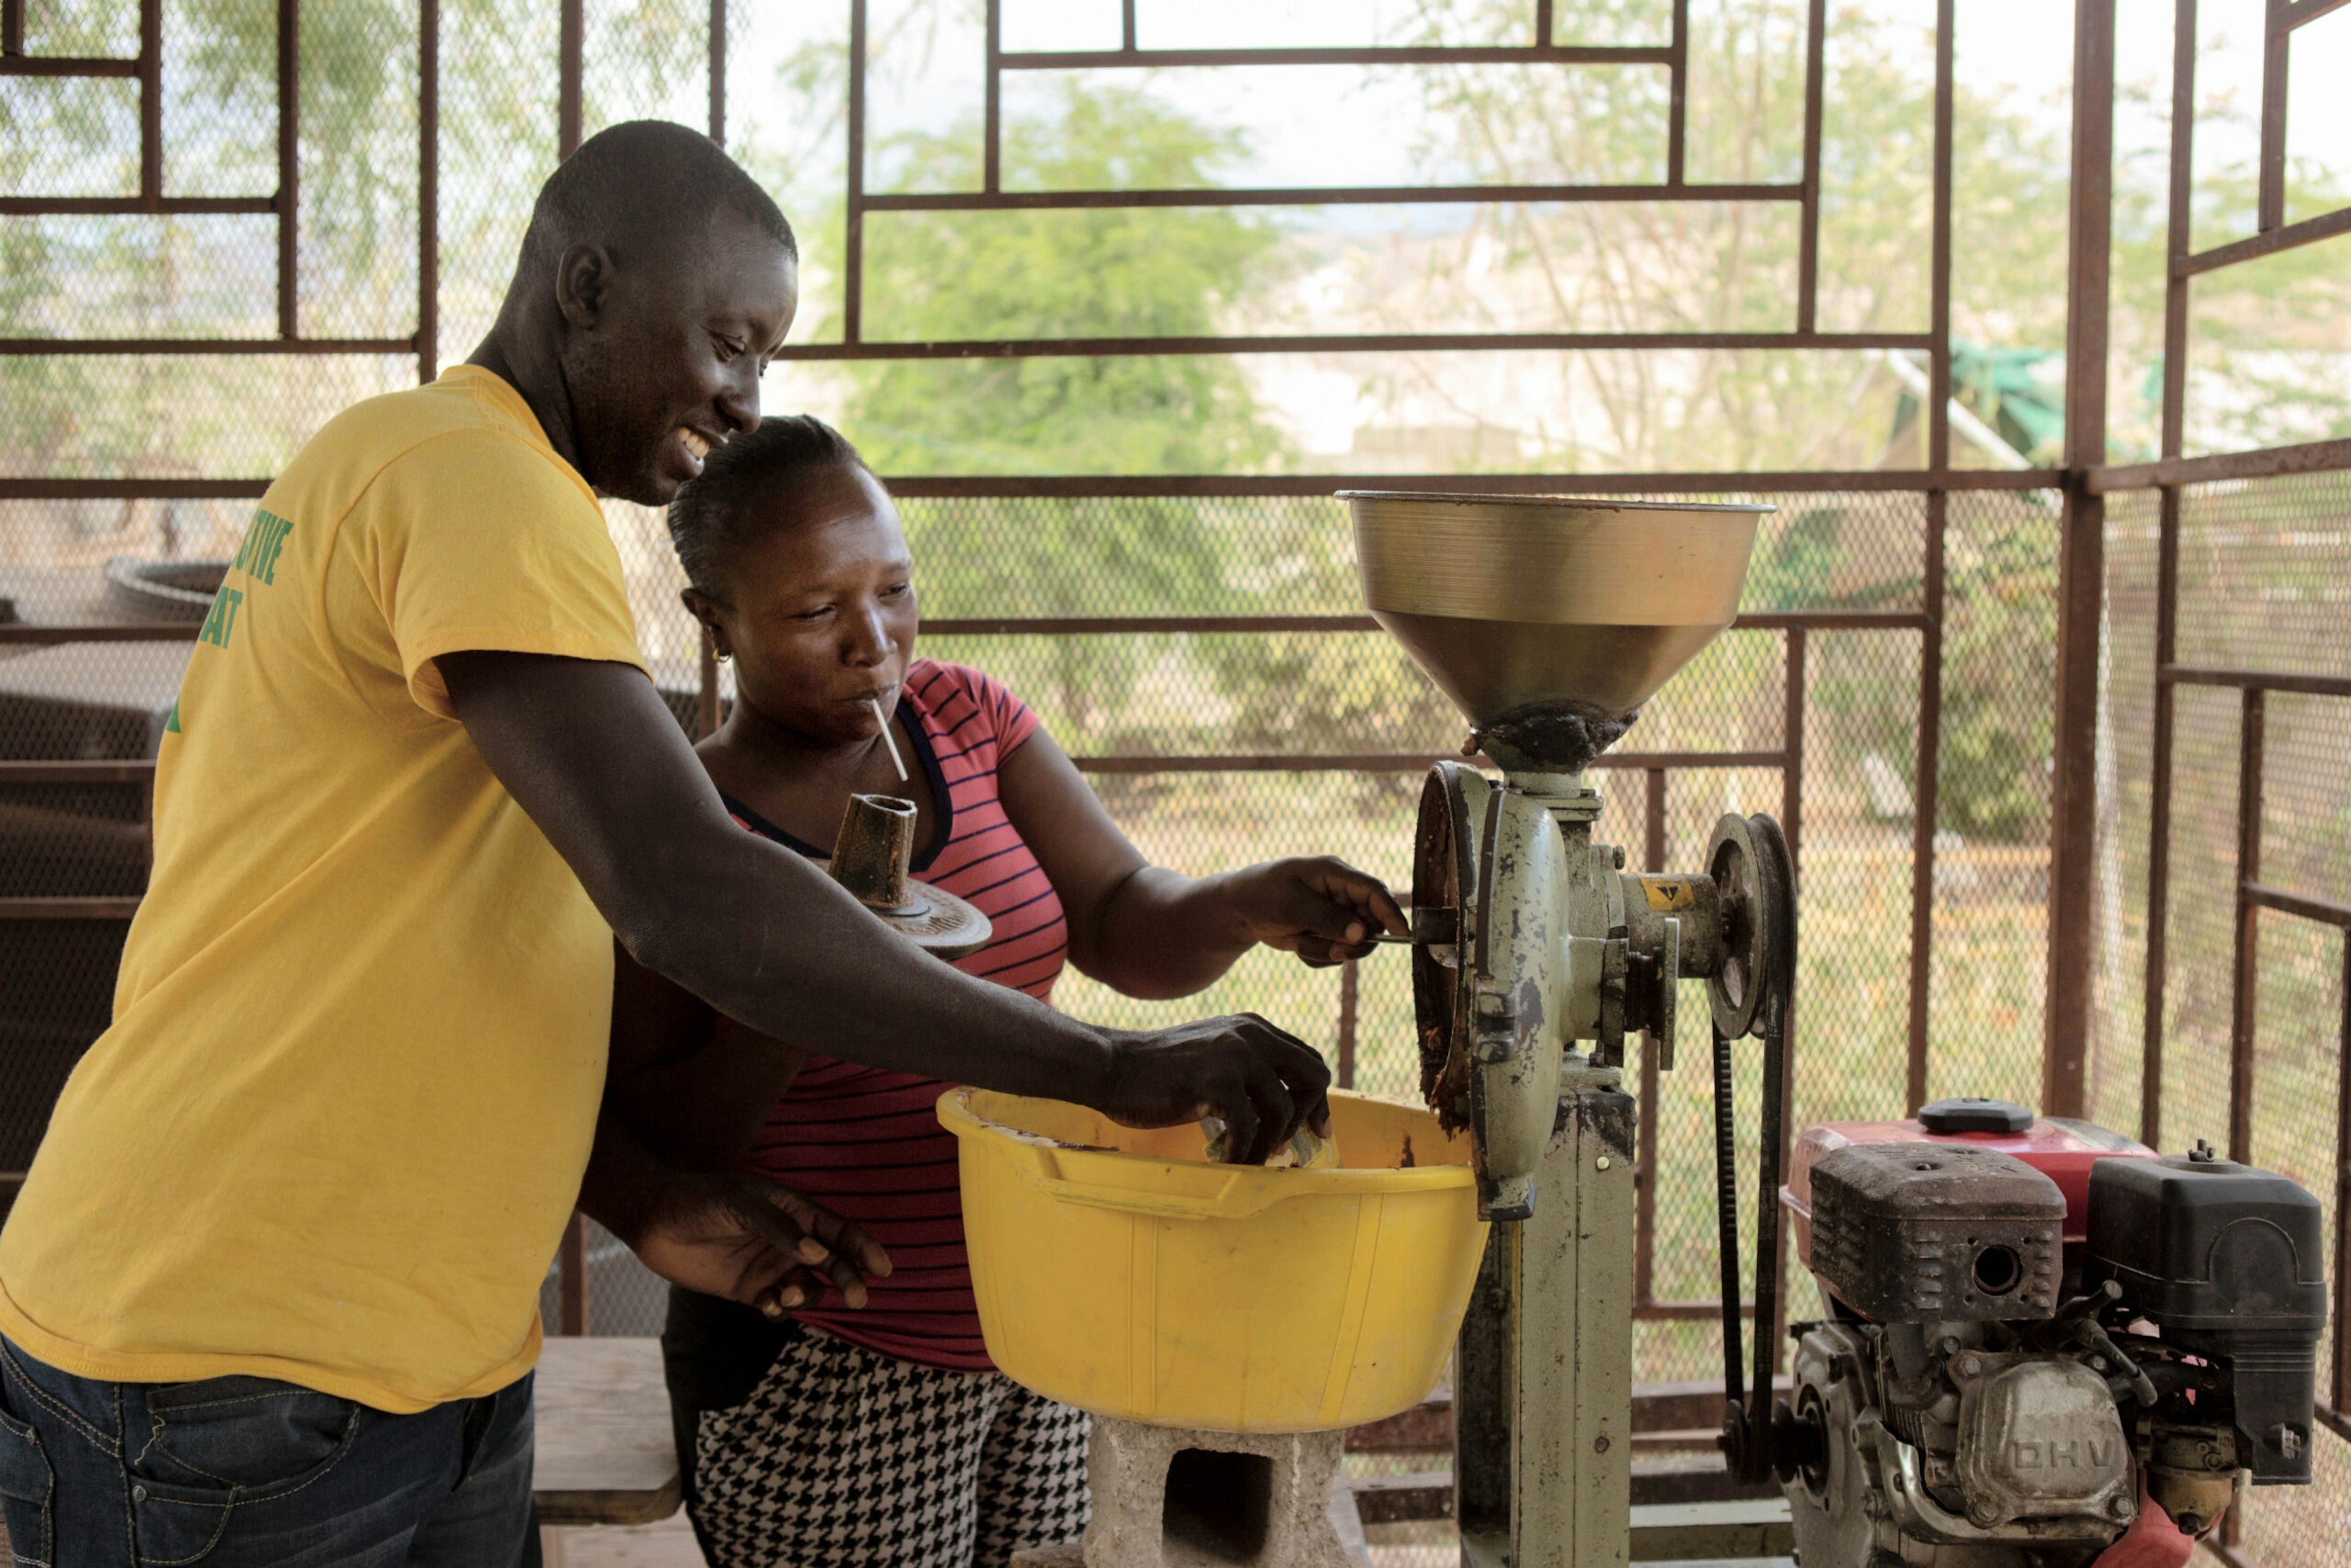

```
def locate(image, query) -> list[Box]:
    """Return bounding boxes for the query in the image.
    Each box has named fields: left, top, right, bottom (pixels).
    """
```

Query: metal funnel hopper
left=1344, top=491, right=1771, bottom=770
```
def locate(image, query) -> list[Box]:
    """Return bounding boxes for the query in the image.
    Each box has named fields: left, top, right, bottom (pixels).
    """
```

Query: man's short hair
left=519, top=119, right=795, bottom=278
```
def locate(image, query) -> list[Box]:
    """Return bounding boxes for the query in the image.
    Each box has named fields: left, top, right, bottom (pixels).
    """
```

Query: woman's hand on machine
left=1098, top=1014, right=1333, bottom=1165
left=630, top=1169, right=893, bottom=1319
left=1217, top=857, right=1408, bottom=967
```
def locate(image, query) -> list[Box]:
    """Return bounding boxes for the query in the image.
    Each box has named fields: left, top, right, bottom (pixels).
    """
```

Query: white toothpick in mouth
left=871, top=698, right=907, bottom=781
left=679, top=428, right=711, bottom=461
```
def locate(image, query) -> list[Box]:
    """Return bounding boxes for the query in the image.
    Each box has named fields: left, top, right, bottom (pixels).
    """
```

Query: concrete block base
left=1006, top=1545, right=1084, bottom=1567
left=1013, top=1416, right=1355, bottom=1568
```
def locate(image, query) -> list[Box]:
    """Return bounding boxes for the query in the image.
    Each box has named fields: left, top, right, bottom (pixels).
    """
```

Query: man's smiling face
left=560, top=203, right=798, bottom=506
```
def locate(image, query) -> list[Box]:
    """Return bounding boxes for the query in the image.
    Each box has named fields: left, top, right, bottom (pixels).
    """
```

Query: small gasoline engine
left=1761, top=1098, right=2327, bottom=1567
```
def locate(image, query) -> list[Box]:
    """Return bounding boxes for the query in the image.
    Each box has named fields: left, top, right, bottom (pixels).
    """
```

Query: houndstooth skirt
left=690, top=1330, right=1090, bottom=1568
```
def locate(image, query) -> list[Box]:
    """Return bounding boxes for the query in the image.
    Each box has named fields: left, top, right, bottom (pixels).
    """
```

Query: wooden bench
left=534, top=1335, right=697, bottom=1566
left=533, top=1335, right=681, bottom=1529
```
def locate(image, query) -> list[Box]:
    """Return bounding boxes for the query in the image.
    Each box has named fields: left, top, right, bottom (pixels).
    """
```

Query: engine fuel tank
left=1785, top=1103, right=2157, bottom=1272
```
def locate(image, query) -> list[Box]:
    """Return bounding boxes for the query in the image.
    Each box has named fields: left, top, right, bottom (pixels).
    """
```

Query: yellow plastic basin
left=939, top=1087, right=1489, bottom=1432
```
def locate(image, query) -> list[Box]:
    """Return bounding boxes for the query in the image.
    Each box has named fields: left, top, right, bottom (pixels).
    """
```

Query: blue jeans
left=0, top=1337, right=539, bottom=1567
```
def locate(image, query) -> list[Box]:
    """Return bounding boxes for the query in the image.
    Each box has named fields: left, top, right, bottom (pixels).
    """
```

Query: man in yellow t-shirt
left=0, top=122, right=1361, bottom=1566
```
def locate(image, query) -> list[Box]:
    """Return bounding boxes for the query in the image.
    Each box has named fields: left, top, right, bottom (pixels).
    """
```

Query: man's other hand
left=1100, top=1015, right=1333, bottom=1166
left=629, top=1171, right=891, bottom=1318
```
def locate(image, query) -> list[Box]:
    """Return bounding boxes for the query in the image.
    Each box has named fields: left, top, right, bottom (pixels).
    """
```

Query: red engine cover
left=1784, top=1115, right=2156, bottom=1270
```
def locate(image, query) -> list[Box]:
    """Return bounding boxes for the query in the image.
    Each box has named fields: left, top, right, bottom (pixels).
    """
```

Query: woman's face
left=690, top=465, right=918, bottom=747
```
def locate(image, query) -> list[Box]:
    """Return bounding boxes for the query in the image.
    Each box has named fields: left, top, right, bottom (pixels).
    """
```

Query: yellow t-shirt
left=0, top=366, right=645, bottom=1412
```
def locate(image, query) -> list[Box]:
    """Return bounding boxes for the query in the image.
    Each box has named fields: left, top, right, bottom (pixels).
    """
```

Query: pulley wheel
left=1411, top=761, right=1480, bottom=1130
left=1705, top=813, right=1777, bottom=1040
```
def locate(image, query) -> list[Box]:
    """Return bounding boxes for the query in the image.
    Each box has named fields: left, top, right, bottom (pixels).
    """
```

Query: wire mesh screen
left=509, top=486, right=2058, bottom=1379
left=0, top=920, right=127, bottom=1174
left=1922, top=489, right=2058, bottom=1107
left=0, top=476, right=2075, bottom=1367
left=2102, top=472, right=2351, bottom=1154
left=539, top=1215, right=673, bottom=1340
left=5, top=0, right=2346, bottom=1558
left=2096, top=468, right=2351, bottom=1568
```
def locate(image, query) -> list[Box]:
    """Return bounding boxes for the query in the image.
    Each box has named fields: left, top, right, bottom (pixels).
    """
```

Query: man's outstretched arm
left=440, top=650, right=1328, bottom=1164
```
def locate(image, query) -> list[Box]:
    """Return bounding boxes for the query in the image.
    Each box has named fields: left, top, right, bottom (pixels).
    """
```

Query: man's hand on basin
left=1098, top=1015, right=1332, bottom=1166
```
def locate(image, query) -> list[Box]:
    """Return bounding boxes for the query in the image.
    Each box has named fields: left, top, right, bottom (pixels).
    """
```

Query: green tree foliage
left=7, top=1, right=2338, bottom=838
left=2109, top=89, right=2351, bottom=457
left=1, top=0, right=420, bottom=495
left=836, top=81, right=1461, bottom=770
left=1937, top=506, right=2057, bottom=842
left=1383, top=0, right=2252, bottom=840
left=838, top=84, right=1283, bottom=476
left=796, top=78, right=1330, bottom=745
left=1, top=66, right=140, bottom=478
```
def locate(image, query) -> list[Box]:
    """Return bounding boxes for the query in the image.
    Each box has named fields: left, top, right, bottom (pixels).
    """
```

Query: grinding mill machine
left=1345, top=491, right=1796, bottom=1568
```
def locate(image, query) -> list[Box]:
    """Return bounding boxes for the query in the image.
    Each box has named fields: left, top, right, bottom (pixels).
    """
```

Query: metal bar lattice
left=26, top=0, right=2335, bottom=1371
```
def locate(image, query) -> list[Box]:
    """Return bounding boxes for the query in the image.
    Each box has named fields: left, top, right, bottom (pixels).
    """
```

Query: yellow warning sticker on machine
left=1641, top=879, right=1698, bottom=911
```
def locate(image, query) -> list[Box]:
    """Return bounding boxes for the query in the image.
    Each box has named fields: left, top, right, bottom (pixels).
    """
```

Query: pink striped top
left=726, top=659, right=1067, bottom=1372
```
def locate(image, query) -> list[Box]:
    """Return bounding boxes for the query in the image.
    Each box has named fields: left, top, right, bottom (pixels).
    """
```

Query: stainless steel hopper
left=1344, top=491, right=1768, bottom=770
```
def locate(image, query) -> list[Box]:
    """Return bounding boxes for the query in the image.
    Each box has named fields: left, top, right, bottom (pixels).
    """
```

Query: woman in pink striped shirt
left=606, top=416, right=1403, bottom=1568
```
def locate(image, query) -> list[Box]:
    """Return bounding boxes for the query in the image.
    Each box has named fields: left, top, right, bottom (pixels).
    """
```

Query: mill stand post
left=1453, top=1059, right=1637, bottom=1568
left=1424, top=770, right=1636, bottom=1568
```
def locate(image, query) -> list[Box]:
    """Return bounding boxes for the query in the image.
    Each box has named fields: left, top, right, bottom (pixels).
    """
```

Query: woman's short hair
left=667, top=415, right=876, bottom=598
